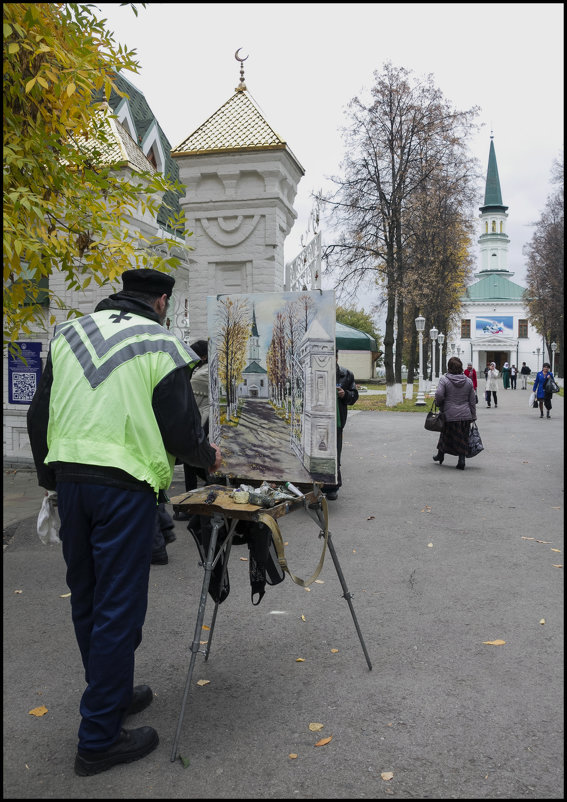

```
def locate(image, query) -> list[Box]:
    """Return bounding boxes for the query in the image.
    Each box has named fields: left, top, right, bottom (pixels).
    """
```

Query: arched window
left=485, top=222, right=488, bottom=233
left=500, top=221, right=503, bottom=233
left=491, top=220, right=496, bottom=233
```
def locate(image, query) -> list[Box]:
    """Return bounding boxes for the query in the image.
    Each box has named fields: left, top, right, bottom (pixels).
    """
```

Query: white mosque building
left=447, top=136, right=546, bottom=376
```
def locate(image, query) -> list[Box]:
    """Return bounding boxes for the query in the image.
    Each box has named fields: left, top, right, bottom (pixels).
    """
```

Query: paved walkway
left=3, top=385, right=563, bottom=798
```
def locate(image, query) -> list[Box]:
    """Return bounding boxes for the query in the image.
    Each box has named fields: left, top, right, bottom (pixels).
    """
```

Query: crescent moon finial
left=234, top=48, right=248, bottom=92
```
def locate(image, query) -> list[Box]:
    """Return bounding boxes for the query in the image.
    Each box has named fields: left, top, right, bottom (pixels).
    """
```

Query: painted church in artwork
left=447, top=136, right=545, bottom=375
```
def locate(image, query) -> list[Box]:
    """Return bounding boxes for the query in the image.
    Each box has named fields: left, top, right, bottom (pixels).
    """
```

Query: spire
left=480, top=135, right=507, bottom=211
left=234, top=48, right=248, bottom=92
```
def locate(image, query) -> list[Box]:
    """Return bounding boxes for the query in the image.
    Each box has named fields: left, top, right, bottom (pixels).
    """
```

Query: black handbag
left=545, top=377, right=560, bottom=394
left=424, top=401, right=446, bottom=432
left=466, top=422, right=484, bottom=458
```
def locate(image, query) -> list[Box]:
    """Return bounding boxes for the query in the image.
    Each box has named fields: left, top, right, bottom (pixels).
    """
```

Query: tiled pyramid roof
left=172, top=91, right=286, bottom=155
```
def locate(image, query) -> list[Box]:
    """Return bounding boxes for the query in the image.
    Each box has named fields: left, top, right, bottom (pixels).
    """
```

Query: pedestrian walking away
left=532, top=362, right=555, bottom=419
left=520, top=362, right=531, bottom=389
left=432, top=356, right=477, bottom=470
left=26, top=268, right=222, bottom=777
left=485, top=362, right=499, bottom=408
left=322, top=350, right=359, bottom=500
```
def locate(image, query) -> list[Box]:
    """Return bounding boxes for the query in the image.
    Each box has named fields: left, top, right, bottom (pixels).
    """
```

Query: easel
left=168, top=481, right=372, bottom=762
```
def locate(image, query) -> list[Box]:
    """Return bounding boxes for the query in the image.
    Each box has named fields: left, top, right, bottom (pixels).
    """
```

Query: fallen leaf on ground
left=521, top=536, right=535, bottom=540
left=28, top=706, right=48, bottom=716
left=483, top=640, right=506, bottom=645
left=536, top=540, right=552, bottom=544
left=60, top=593, right=71, bottom=598
left=551, top=548, right=561, bottom=553
left=201, top=625, right=210, bottom=631
left=14, top=590, right=23, bottom=594
left=240, top=557, right=248, bottom=561
left=196, top=679, right=210, bottom=686
left=367, top=515, right=375, bottom=520
left=427, top=543, right=433, bottom=548
left=551, top=506, right=561, bottom=509
left=314, top=736, right=333, bottom=747
left=539, top=619, right=545, bottom=625
left=289, top=753, right=298, bottom=759
left=309, top=723, right=324, bottom=731
left=352, top=549, right=356, bottom=553
left=331, top=649, right=339, bottom=653
left=199, top=640, right=208, bottom=645
left=179, top=754, right=190, bottom=768
left=301, top=615, right=306, bottom=621
left=295, top=657, right=305, bottom=662
left=304, top=586, right=311, bottom=591
left=552, top=564, right=563, bottom=568
left=314, top=579, right=324, bottom=584
left=381, top=771, right=394, bottom=780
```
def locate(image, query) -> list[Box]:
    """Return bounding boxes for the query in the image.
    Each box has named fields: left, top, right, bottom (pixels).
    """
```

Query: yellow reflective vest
left=45, top=310, right=198, bottom=494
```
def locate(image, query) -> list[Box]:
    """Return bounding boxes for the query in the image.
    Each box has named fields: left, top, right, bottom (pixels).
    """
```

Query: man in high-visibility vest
left=27, top=268, right=222, bottom=776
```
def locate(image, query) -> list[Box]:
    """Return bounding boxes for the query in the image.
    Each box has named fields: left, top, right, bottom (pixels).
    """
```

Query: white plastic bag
left=37, top=491, right=60, bottom=545
left=528, top=391, right=536, bottom=408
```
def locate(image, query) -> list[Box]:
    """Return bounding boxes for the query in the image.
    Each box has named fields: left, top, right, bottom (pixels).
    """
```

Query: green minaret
left=477, top=135, right=511, bottom=274
left=480, top=135, right=508, bottom=213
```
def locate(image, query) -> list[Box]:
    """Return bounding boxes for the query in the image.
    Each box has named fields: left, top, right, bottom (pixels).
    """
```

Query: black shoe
left=74, top=726, right=159, bottom=776
left=151, top=546, right=168, bottom=565
left=126, top=685, right=153, bottom=717
left=325, top=491, right=338, bottom=500
left=546, top=412, right=551, bottom=418
left=456, top=457, right=465, bottom=470
left=540, top=413, right=544, bottom=418
left=432, top=452, right=444, bottom=464
left=163, top=529, right=176, bottom=545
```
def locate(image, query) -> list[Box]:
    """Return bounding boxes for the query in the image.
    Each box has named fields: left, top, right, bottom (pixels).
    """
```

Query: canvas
left=206, top=290, right=338, bottom=485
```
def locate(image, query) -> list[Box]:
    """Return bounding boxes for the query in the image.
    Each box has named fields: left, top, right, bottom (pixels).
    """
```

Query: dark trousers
left=152, top=501, right=174, bottom=552
left=323, top=427, right=343, bottom=493
left=510, top=375, right=517, bottom=389
left=57, top=482, right=156, bottom=751
left=485, top=390, right=498, bottom=407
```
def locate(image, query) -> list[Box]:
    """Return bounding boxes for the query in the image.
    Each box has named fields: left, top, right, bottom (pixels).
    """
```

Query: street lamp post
left=551, top=342, right=557, bottom=374
left=429, top=326, right=438, bottom=395
left=437, top=332, right=445, bottom=377
left=415, top=315, right=426, bottom=405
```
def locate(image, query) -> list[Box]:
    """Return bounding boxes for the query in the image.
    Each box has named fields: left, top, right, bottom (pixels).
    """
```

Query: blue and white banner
left=476, top=316, right=514, bottom=336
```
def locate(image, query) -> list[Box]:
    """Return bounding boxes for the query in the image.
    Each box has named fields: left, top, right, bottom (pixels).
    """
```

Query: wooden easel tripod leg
left=325, top=532, right=373, bottom=670
left=170, top=513, right=223, bottom=762
left=309, top=502, right=372, bottom=670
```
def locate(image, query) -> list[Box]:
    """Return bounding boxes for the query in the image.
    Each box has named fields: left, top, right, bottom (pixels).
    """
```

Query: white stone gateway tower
left=171, top=54, right=305, bottom=341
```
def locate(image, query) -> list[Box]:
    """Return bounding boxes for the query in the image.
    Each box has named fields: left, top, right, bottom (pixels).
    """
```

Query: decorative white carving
left=199, top=215, right=261, bottom=246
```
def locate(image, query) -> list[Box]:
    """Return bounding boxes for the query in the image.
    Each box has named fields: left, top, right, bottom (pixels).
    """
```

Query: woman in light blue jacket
left=533, top=362, right=555, bottom=419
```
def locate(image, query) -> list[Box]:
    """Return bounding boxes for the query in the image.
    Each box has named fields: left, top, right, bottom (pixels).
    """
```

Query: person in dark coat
left=520, top=362, right=531, bottom=390
left=322, top=351, right=359, bottom=499
left=433, top=356, right=477, bottom=470
left=532, top=362, right=555, bottom=419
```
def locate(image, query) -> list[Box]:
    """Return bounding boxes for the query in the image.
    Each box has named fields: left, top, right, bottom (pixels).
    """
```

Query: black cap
left=190, top=339, right=208, bottom=361
left=122, top=268, right=175, bottom=298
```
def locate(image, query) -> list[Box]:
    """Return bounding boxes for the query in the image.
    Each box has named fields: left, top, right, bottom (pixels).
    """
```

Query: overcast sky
left=94, top=2, right=563, bottom=315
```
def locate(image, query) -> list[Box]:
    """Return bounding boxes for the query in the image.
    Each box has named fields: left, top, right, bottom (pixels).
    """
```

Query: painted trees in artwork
left=216, top=297, right=250, bottom=420
left=266, top=295, right=318, bottom=413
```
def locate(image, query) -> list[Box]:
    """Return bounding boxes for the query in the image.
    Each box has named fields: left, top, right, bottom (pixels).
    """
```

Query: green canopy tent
left=335, top=322, right=381, bottom=380
left=335, top=322, right=377, bottom=351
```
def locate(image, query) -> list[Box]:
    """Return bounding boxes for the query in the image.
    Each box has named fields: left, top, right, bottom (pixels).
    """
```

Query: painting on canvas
left=206, top=290, right=338, bottom=485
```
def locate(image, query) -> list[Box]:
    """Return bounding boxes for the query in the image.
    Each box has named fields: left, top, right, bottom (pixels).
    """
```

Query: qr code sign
left=12, top=372, right=37, bottom=402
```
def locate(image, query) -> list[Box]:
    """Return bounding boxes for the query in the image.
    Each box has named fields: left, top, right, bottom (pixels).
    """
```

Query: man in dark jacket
left=322, top=351, right=359, bottom=500
left=520, top=362, right=531, bottom=390
left=27, top=268, right=221, bottom=776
